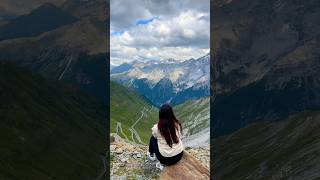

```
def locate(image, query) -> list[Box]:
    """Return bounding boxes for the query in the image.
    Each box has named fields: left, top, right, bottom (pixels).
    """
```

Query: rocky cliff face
left=213, top=0, right=320, bottom=94
left=212, top=0, right=320, bottom=136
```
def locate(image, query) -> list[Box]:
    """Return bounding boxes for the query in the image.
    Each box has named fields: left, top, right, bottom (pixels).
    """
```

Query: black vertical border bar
left=210, top=0, right=215, bottom=179
left=105, top=0, right=111, bottom=179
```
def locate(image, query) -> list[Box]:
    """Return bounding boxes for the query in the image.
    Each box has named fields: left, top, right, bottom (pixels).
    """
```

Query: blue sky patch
left=111, top=30, right=125, bottom=36
left=135, top=18, right=154, bottom=25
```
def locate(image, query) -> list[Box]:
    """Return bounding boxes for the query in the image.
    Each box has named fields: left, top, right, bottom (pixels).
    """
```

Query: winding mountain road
left=115, top=106, right=154, bottom=145
left=130, top=106, right=154, bottom=144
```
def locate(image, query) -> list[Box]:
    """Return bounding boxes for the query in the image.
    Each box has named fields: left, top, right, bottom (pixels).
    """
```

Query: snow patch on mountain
left=111, top=54, right=209, bottom=106
left=111, top=53, right=209, bottom=92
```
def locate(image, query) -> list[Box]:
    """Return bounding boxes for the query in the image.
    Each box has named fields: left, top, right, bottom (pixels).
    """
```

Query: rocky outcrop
left=185, top=147, right=210, bottom=169
left=110, top=134, right=161, bottom=179
left=160, top=151, right=210, bottom=180
left=110, top=134, right=210, bottom=179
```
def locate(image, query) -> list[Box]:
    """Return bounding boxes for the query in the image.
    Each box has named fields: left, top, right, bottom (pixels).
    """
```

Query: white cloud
left=110, top=0, right=210, bottom=65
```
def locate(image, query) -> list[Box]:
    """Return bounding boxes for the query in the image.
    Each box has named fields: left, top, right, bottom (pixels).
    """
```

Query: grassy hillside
left=175, top=97, right=210, bottom=136
left=214, top=111, right=320, bottom=180
left=110, top=81, right=158, bottom=144
left=0, top=62, right=106, bottom=180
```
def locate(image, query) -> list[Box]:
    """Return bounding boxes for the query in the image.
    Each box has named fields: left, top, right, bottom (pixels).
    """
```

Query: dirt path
left=116, top=122, right=129, bottom=140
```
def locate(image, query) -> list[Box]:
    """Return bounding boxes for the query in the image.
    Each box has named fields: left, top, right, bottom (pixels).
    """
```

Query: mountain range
left=110, top=81, right=210, bottom=149
left=111, top=54, right=210, bottom=106
left=0, top=0, right=109, bottom=105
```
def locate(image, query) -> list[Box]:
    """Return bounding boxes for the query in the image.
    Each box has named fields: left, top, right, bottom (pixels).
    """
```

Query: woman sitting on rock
left=147, top=104, right=184, bottom=170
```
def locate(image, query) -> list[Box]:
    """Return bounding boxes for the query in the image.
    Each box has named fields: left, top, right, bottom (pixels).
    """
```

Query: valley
left=110, top=50, right=211, bottom=148
left=109, top=84, right=211, bottom=179
left=110, top=81, right=158, bottom=144
left=110, top=81, right=210, bottom=149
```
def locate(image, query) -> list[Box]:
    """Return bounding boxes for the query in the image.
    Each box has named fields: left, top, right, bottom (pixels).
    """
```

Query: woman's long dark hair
left=158, top=104, right=182, bottom=147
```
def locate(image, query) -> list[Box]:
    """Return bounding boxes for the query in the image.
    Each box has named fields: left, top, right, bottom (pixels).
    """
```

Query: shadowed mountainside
left=212, top=0, right=320, bottom=179
left=0, top=0, right=109, bottom=104
left=214, top=111, right=320, bottom=179
left=212, top=0, right=320, bottom=136
left=0, top=62, right=106, bottom=179
left=0, top=3, right=77, bottom=41
left=0, top=0, right=108, bottom=179
left=0, top=0, right=66, bottom=16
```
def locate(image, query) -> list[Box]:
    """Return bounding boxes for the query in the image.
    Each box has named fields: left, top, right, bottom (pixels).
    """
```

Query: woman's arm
left=151, top=124, right=158, bottom=138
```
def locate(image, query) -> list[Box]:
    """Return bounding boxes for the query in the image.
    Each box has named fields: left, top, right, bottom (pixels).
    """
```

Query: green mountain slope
left=110, top=81, right=158, bottom=144
left=175, top=97, right=210, bottom=148
left=110, top=83, right=210, bottom=147
left=175, top=97, right=210, bottom=136
left=0, top=62, right=106, bottom=180
left=214, top=111, right=320, bottom=180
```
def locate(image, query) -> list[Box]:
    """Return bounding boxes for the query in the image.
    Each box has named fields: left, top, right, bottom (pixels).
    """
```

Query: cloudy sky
left=110, top=0, right=210, bottom=66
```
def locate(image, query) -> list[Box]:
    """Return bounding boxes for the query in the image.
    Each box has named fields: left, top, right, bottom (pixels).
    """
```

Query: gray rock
left=133, top=151, right=139, bottom=154
left=110, top=145, right=116, bottom=151
left=116, top=148, right=123, bottom=154
left=120, top=157, right=128, bottom=162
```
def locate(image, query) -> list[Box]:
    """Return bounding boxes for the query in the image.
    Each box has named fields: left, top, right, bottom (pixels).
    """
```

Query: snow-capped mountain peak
left=111, top=54, right=210, bottom=106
